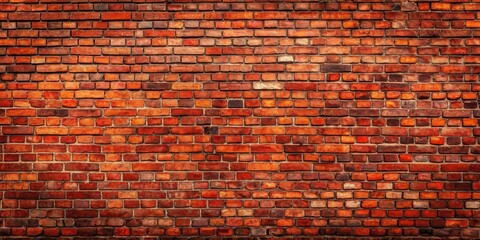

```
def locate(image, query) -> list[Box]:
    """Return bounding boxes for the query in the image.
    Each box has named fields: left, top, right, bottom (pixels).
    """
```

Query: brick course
left=1, top=0, right=480, bottom=238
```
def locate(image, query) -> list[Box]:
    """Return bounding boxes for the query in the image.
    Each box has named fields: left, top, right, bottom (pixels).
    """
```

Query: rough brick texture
left=1, top=0, right=480, bottom=238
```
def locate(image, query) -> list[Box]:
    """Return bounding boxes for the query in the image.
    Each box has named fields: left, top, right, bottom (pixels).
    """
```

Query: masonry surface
left=1, top=0, right=480, bottom=238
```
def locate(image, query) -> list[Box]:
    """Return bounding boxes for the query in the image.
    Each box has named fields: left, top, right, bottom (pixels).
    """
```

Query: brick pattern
left=1, top=1, right=480, bottom=238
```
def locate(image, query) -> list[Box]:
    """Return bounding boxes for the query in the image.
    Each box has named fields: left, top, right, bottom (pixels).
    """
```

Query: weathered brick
left=253, top=82, right=283, bottom=90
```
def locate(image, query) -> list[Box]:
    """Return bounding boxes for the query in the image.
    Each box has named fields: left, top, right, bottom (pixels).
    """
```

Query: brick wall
left=1, top=0, right=480, bottom=238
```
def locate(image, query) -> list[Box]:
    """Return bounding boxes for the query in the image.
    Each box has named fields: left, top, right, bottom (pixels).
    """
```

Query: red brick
left=171, top=127, right=203, bottom=135
left=7, top=109, right=36, bottom=117
left=144, top=12, right=172, bottom=20
left=70, top=12, right=100, bottom=20
left=103, top=145, right=135, bottom=153
left=41, top=12, right=69, bottom=20
left=280, top=163, right=311, bottom=171
left=70, top=110, right=102, bottom=117
left=441, top=164, right=470, bottom=172
left=289, top=12, right=320, bottom=19
left=247, top=163, right=278, bottom=171
left=75, top=91, right=104, bottom=99
left=353, top=12, right=383, bottom=20
left=165, top=163, right=196, bottom=171
left=66, top=210, right=98, bottom=218
left=171, top=65, right=203, bottom=73
left=7, top=47, right=37, bottom=55
left=144, top=30, right=175, bottom=37
left=314, top=164, right=343, bottom=172
left=141, top=83, right=171, bottom=90
left=136, top=145, right=168, bottom=153
left=101, top=12, right=131, bottom=20
left=381, top=127, right=408, bottom=136
left=72, top=30, right=103, bottom=37
left=2, top=127, right=33, bottom=135
left=39, top=30, right=70, bottom=38
left=65, top=163, right=99, bottom=171
left=69, top=145, right=101, bottom=153
left=134, top=209, right=165, bottom=217
left=253, top=64, right=285, bottom=72
left=167, top=209, right=199, bottom=217
left=251, top=144, right=283, bottom=153
left=224, top=12, right=253, bottom=20
left=377, top=164, right=408, bottom=171
left=0, top=163, right=31, bottom=171
left=322, top=12, right=351, bottom=20
left=410, top=164, right=439, bottom=172
left=316, top=145, right=349, bottom=153
left=6, top=65, right=35, bottom=72
left=216, top=145, right=249, bottom=153
left=285, top=83, right=317, bottom=91
left=286, top=64, right=319, bottom=72
left=174, top=13, right=203, bottom=20
left=132, top=163, right=164, bottom=171
left=172, top=109, right=203, bottom=116
left=254, top=12, right=287, bottom=20
left=9, top=13, right=40, bottom=21
left=284, top=145, right=315, bottom=153
left=37, top=65, right=68, bottom=73
left=169, top=144, right=203, bottom=153
left=8, top=30, right=38, bottom=37
left=137, top=127, right=169, bottom=135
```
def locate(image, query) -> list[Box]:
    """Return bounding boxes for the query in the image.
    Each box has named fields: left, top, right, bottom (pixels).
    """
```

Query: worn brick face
left=1, top=1, right=480, bottom=239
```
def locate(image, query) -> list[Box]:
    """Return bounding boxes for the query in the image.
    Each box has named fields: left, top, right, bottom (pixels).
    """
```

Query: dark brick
left=37, top=109, right=69, bottom=117
left=141, top=82, right=171, bottom=90
left=204, top=126, right=218, bottom=134
left=228, top=100, right=244, bottom=108
left=322, top=64, right=352, bottom=72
